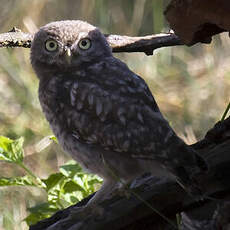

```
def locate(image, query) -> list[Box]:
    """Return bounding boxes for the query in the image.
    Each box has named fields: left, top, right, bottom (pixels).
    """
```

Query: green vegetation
left=0, top=1, right=229, bottom=229
left=0, top=136, right=102, bottom=227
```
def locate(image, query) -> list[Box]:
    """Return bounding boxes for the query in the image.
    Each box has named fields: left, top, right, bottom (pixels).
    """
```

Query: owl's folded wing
left=62, top=68, right=175, bottom=160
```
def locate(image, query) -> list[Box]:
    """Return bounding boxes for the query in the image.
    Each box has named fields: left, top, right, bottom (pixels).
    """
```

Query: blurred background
left=0, top=0, right=229, bottom=229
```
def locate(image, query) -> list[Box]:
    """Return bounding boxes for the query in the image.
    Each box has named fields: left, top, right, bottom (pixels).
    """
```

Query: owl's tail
left=173, top=149, right=208, bottom=198
left=163, top=132, right=209, bottom=197
left=194, top=151, right=208, bottom=172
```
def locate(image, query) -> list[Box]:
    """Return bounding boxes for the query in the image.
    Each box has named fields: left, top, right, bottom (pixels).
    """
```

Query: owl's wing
left=61, top=58, right=176, bottom=161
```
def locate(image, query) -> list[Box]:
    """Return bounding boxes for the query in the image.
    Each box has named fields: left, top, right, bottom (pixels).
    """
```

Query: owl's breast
left=38, top=70, right=172, bottom=160
left=38, top=76, right=78, bottom=153
left=39, top=74, right=121, bottom=171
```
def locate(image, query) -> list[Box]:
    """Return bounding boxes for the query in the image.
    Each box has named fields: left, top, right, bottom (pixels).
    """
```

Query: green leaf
left=0, top=136, right=24, bottom=163
left=62, top=180, right=86, bottom=194
left=59, top=161, right=83, bottom=178
left=42, top=173, right=65, bottom=192
left=49, top=135, right=58, bottom=143
left=61, top=190, right=83, bottom=204
left=11, top=137, right=24, bottom=162
left=23, top=160, right=103, bottom=225
left=61, top=180, right=89, bottom=204
left=0, top=175, right=37, bottom=187
left=42, top=172, right=68, bottom=207
left=87, top=176, right=103, bottom=191
left=60, top=161, right=102, bottom=195
left=25, top=202, right=59, bottom=226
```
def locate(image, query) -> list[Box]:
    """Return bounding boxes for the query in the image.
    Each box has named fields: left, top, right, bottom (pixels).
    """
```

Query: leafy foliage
left=0, top=136, right=24, bottom=163
left=0, top=136, right=102, bottom=226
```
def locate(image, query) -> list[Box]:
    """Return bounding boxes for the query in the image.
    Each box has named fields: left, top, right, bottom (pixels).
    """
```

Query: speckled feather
left=31, top=20, right=208, bottom=201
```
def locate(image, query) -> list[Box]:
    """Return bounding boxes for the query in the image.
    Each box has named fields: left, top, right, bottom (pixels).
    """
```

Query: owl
left=30, top=20, right=207, bottom=216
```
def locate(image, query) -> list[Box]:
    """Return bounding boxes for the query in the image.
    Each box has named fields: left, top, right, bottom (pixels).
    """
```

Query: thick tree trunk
left=165, top=0, right=230, bottom=45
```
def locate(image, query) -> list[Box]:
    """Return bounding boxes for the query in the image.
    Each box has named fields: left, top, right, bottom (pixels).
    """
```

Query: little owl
left=30, top=20, right=207, bottom=217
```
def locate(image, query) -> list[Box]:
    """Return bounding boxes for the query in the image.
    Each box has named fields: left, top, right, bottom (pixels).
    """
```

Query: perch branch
left=0, top=30, right=33, bottom=48
left=0, top=28, right=183, bottom=55
left=105, top=33, right=183, bottom=55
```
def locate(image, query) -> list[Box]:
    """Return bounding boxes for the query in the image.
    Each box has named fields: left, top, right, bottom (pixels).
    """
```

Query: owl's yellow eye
left=78, top=38, right=91, bottom=50
left=45, top=40, right=58, bottom=52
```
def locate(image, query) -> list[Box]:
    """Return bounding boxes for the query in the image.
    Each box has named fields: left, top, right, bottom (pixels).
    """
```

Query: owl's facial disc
left=31, top=21, right=113, bottom=75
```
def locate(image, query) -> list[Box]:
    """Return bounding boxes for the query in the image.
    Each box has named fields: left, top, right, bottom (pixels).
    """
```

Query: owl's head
left=31, top=20, right=112, bottom=78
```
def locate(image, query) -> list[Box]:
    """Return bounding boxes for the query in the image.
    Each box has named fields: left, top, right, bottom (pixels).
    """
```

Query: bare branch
left=0, top=31, right=33, bottom=48
left=105, top=33, right=183, bottom=55
left=0, top=29, right=183, bottom=55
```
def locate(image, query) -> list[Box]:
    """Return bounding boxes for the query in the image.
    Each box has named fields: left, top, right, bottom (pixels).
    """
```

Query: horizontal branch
left=0, top=28, right=183, bottom=55
left=105, top=33, right=183, bottom=55
left=30, top=116, right=230, bottom=230
left=0, top=31, right=33, bottom=48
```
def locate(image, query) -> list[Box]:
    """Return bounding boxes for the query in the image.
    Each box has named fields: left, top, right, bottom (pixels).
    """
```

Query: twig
left=0, top=28, right=183, bottom=55
left=106, top=33, right=183, bottom=55
left=0, top=31, right=33, bottom=48
left=221, top=102, right=230, bottom=121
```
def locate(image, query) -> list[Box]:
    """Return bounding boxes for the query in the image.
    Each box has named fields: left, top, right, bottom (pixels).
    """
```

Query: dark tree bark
left=165, top=0, right=230, bottom=45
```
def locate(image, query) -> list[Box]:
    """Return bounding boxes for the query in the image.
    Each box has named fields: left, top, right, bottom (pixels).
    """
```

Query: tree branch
left=105, top=33, right=183, bottom=55
left=0, top=31, right=33, bottom=48
left=0, top=29, right=183, bottom=55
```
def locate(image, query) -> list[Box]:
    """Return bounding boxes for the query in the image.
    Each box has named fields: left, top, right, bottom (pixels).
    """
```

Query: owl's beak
left=64, top=47, right=72, bottom=64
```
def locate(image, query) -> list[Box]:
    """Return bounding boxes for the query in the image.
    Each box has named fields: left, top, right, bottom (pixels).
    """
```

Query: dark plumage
left=30, top=20, right=207, bottom=211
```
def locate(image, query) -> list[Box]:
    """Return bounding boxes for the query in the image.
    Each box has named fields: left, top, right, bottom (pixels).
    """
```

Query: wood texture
left=165, top=0, right=230, bottom=45
left=0, top=29, right=182, bottom=55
